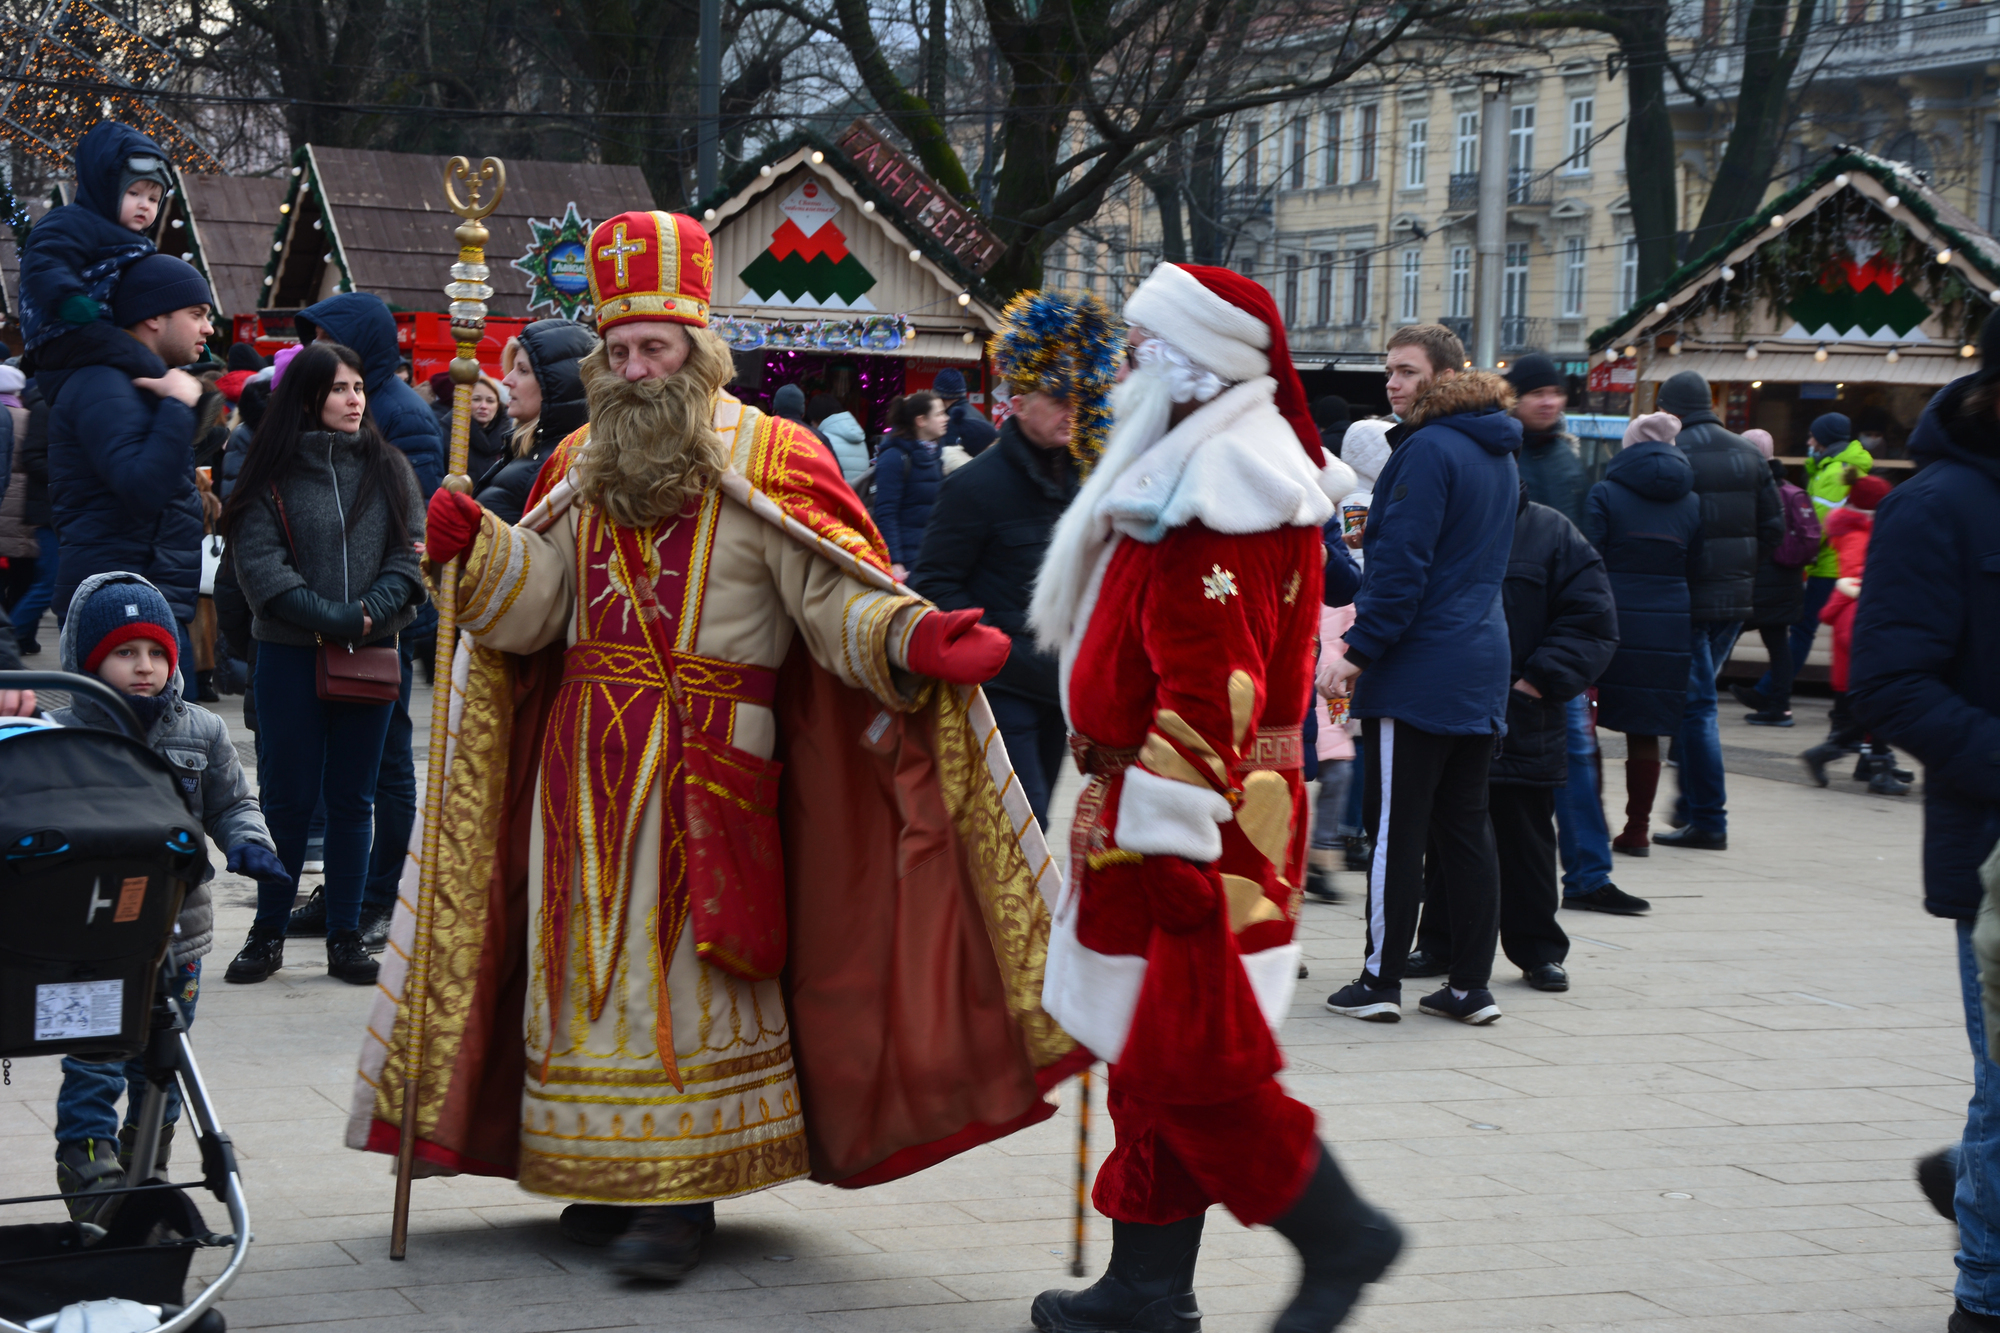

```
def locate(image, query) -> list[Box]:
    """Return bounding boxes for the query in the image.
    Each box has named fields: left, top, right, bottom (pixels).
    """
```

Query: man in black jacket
left=911, top=388, right=1077, bottom=825
left=1654, top=370, right=1782, bottom=851
left=933, top=367, right=999, bottom=457
left=1410, top=485, right=1617, bottom=992
left=1851, top=342, right=2000, bottom=1333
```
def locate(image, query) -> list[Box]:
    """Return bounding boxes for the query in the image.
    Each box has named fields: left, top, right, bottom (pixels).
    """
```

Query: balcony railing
left=1500, top=315, right=1548, bottom=354
left=1220, top=184, right=1275, bottom=220
left=1675, top=3, right=2000, bottom=93
left=1440, top=315, right=1474, bottom=346
left=1446, top=171, right=1554, bottom=210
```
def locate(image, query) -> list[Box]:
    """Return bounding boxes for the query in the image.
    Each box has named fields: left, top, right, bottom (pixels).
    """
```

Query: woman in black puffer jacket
left=1582, top=412, right=1703, bottom=857
left=216, top=342, right=427, bottom=988
left=476, top=319, right=597, bottom=523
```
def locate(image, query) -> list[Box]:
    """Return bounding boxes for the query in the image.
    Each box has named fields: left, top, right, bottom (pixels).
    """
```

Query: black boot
left=285, top=885, right=328, bottom=937
left=1865, top=754, right=1912, bottom=796
left=117, top=1121, right=174, bottom=1176
left=327, top=930, right=381, bottom=985
left=1801, top=742, right=1846, bottom=788
left=358, top=900, right=394, bottom=953
left=1032, top=1215, right=1205, bottom=1332
left=1267, top=1143, right=1403, bottom=1333
left=224, top=928, right=285, bottom=983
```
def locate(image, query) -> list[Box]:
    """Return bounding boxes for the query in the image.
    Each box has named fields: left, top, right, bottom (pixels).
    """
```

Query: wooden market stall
left=243, top=146, right=656, bottom=377
left=1589, top=149, right=2000, bottom=467
left=696, top=121, right=1006, bottom=432
left=153, top=172, right=289, bottom=320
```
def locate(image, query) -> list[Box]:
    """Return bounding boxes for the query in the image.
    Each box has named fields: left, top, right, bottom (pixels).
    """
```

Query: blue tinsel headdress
left=986, top=290, right=1121, bottom=473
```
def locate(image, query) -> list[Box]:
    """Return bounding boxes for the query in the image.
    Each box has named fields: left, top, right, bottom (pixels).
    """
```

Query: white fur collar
left=1029, top=377, right=1352, bottom=653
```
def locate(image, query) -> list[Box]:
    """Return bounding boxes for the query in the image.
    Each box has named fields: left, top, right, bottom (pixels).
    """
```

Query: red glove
left=905, top=608, right=1011, bottom=685
left=1144, top=855, right=1223, bottom=934
left=425, top=489, right=484, bottom=564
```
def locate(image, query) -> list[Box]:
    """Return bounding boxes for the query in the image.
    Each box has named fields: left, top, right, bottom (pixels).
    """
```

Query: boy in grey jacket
left=49, top=571, right=289, bottom=1223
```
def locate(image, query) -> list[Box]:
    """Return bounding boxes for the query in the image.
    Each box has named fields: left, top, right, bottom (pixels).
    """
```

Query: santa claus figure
left=371, top=210, right=1083, bottom=1281
left=1029, top=263, right=1399, bottom=1332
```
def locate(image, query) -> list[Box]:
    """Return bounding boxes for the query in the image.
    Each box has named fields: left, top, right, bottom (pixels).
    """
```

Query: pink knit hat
left=1742, top=428, right=1775, bottom=460
left=1622, top=412, right=1681, bottom=449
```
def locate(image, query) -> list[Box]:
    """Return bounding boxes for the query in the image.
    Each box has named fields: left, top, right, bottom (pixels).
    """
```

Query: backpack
left=1771, top=479, right=1822, bottom=568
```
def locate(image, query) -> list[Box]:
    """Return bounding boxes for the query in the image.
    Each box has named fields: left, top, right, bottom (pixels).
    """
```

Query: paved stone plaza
left=1, top=687, right=1968, bottom=1332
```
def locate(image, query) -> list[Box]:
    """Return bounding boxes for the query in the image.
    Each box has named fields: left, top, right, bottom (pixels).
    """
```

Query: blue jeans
left=988, top=688, right=1066, bottom=829
left=1675, top=622, right=1741, bottom=837
left=1958, top=919, right=2000, bottom=1315
left=253, top=641, right=394, bottom=934
left=1556, top=694, right=1614, bottom=897
left=9, top=526, right=58, bottom=644
left=362, top=650, right=416, bottom=910
left=55, top=960, right=200, bottom=1144
left=1757, top=576, right=1834, bottom=705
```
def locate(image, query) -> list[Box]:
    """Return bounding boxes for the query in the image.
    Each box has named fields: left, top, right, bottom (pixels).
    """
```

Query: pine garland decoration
left=987, top=290, right=1121, bottom=472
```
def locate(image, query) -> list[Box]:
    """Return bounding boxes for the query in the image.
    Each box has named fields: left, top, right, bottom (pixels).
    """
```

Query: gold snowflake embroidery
left=1203, top=565, right=1239, bottom=604
left=1282, top=571, right=1301, bottom=605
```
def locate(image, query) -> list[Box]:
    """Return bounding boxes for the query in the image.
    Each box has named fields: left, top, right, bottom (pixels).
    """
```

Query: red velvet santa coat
left=1033, top=375, right=1355, bottom=1223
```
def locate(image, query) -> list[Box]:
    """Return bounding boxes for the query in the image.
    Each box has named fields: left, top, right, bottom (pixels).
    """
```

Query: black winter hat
left=1809, top=413, right=1853, bottom=447
left=227, top=341, right=265, bottom=372
left=772, top=383, right=806, bottom=420
left=1312, top=394, right=1350, bottom=427
left=111, top=254, right=211, bottom=328
left=1656, top=370, right=1713, bottom=417
left=933, top=367, right=968, bottom=398
left=73, top=578, right=179, bottom=677
left=1503, top=353, right=1564, bottom=397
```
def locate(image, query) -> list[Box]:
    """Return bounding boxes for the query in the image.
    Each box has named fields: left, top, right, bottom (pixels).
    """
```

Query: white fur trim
left=1240, top=941, right=1303, bottom=1032
left=1116, top=766, right=1231, bottom=861
left=1318, top=455, right=1358, bottom=504
left=1043, top=902, right=1149, bottom=1064
left=1124, top=263, right=1270, bottom=384
left=1098, top=379, right=1335, bottom=541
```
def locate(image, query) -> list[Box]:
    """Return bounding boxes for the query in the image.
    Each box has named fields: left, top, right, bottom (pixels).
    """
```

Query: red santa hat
left=1122, top=262, right=1324, bottom=466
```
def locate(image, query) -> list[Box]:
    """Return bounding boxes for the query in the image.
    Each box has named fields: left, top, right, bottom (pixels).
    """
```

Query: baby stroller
left=0, top=671, right=250, bottom=1333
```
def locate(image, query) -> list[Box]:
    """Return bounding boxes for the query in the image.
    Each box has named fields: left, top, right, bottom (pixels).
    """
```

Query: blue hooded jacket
left=1850, top=372, right=2000, bottom=919
left=1346, top=371, right=1522, bottom=735
left=19, top=121, right=163, bottom=351
left=296, top=294, right=444, bottom=497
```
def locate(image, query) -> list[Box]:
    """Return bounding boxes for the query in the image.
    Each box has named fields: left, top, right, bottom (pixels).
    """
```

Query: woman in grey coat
left=215, top=342, right=427, bottom=987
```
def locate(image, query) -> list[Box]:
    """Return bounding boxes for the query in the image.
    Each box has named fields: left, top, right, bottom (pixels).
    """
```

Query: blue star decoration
left=511, top=201, right=596, bottom=321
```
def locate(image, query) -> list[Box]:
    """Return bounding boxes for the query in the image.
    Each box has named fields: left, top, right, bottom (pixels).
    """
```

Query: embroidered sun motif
left=1282, top=571, right=1301, bottom=605
left=1203, top=564, right=1239, bottom=604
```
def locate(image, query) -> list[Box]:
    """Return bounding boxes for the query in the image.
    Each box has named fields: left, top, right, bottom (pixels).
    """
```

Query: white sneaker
left=301, top=859, right=325, bottom=875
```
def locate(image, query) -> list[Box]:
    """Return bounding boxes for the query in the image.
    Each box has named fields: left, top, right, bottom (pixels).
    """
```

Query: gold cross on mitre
left=598, top=221, right=648, bottom=289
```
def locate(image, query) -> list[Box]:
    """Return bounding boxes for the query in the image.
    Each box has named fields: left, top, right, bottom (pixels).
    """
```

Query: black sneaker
left=1565, top=884, right=1651, bottom=915
left=1728, top=683, right=1769, bottom=712
left=1418, top=986, right=1502, bottom=1024
left=17, top=638, right=40, bottom=656
left=1403, top=947, right=1449, bottom=978
left=224, top=929, right=285, bottom=983
left=560, top=1203, right=636, bottom=1246
left=55, top=1138, right=126, bottom=1226
left=285, top=885, right=328, bottom=937
left=1654, top=825, right=1727, bottom=851
left=1303, top=865, right=1341, bottom=903
left=609, top=1207, right=715, bottom=1281
left=1917, top=1147, right=1958, bottom=1222
left=1951, top=1301, right=2000, bottom=1332
left=358, top=901, right=393, bottom=953
left=1325, top=978, right=1401, bottom=1022
left=327, top=930, right=380, bottom=985
left=1745, top=708, right=1794, bottom=727
left=1342, top=836, right=1370, bottom=873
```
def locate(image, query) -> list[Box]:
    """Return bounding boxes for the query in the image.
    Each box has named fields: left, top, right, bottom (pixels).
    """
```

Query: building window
left=1503, top=242, right=1529, bottom=318
left=1618, top=235, right=1638, bottom=310
left=1561, top=235, right=1586, bottom=316
left=1400, top=248, right=1422, bottom=320
left=1455, top=111, right=1479, bottom=176
left=1349, top=249, right=1371, bottom=324
left=1082, top=241, right=1099, bottom=295
left=1448, top=246, right=1471, bottom=318
left=1509, top=105, right=1534, bottom=175
left=1324, top=111, right=1342, bottom=185
left=1315, top=251, right=1336, bottom=325
left=1244, top=122, right=1261, bottom=190
left=1283, top=255, right=1301, bottom=327
left=1567, top=97, right=1593, bottom=171
left=1290, top=116, right=1308, bottom=190
left=1357, top=106, right=1379, bottom=182
left=1405, top=118, right=1427, bottom=188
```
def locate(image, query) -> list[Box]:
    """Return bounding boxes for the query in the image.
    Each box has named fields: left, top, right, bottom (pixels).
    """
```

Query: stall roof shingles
left=305, top=148, right=656, bottom=315
left=183, top=174, right=287, bottom=317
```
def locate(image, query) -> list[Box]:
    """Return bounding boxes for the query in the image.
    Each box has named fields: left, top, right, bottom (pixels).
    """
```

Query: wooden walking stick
left=389, top=155, right=506, bottom=1260
left=1071, top=1067, right=1091, bottom=1278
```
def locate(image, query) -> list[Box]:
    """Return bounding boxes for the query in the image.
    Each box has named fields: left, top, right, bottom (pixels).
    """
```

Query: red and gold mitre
left=587, top=210, right=714, bottom=332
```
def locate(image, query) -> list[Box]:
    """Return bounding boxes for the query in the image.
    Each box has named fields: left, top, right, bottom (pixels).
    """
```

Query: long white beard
left=1027, top=365, right=1177, bottom=651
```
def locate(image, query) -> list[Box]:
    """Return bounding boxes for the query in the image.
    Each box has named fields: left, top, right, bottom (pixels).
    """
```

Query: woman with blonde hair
left=476, top=319, right=597, bottom=523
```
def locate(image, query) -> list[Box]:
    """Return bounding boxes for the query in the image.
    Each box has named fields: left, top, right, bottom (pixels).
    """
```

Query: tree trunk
left=1619, top=8, right=1680, bottom=293
left=1144, top=170, right=1187, bottom=263
left=1188, top=121, right=1223, bottom=265
left=1687, top=0, right=1813, bottom=257
left=926, top=0, right=948, bottom=117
